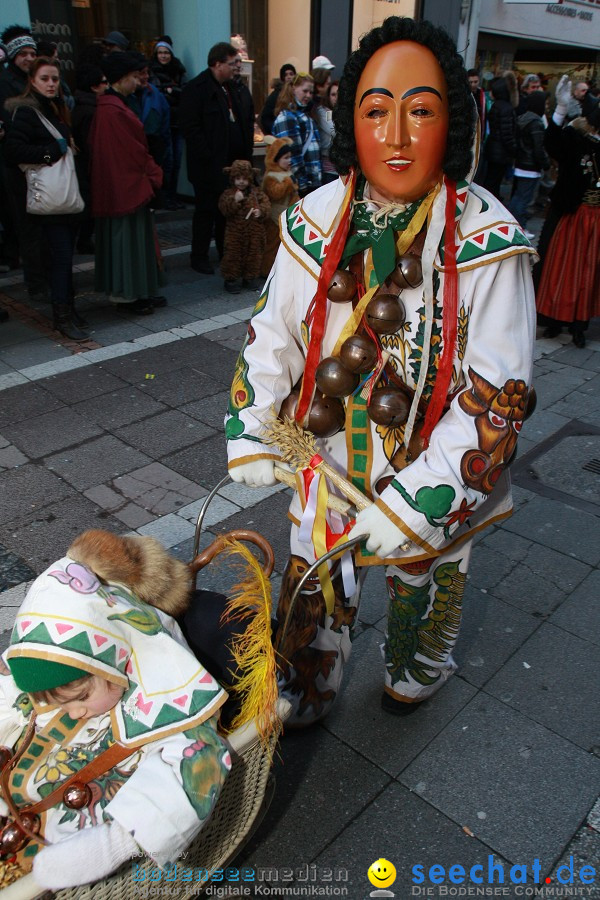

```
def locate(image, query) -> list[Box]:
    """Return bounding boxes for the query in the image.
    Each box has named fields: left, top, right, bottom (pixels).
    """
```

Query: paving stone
left=133, top=367, right=229, bottom=407
left=549, top=569, right=600, bottom=647
left=45, top=435, right=151, bottom=491
left=0, top=464, right=75, bottom=525
left=86, top=320, right=153, bottom=344
left=551, top=823, right=600, bottom=896
left=357, top=565, right=388, bottom=626
left=41, top=367, right=127, bottom=403
left=533, top=363, right=595, bottom=411
left=114, top=409, right=215, bottom=458
left=208, top=492, right=294, bottom=575
left=237, top=726, right=391, bottom=871
left=486, top=623, right=600, bottom=750
left=501, top=495, right=600, bottom=566
left=0, top=382, right=65, bottom=428
left=311, top=781, right=511, bottom=897
left=72, top=386, right=168, bottom=429
left=84, top=462, right=207, bottom=519
left=97, top=336, right=210, bottom=381
left=551, top=343, right=600, bottom=373
left=0, top=581, right=31, bottom=608
left=2, top=495, right=124, bottom=570
left=177, top=495, right=240, bottom=527
left=161, top=433, right=229, bottom=487
left=136, top=513, right=195, bottom=547
left=82, top=487, right=154, bottom=529
left=0, top=338, right=66, bottom=369
left=455, top=586, right=539, bottom=687
left=399, top=693, right=600, bottom=868
left=0, top=319, right=40, bottom=348
left=218, top=479, right=288, bottom=510
left=469, top=530, right=591, bottom=617
left=0, top=446, right=28, bottom=469
left=323, top=627, right=477, bottom=775
left=0, top=545, right=35, bottom=593
left=520, top=408, right=570, bottom=449
left=2, top=407, right=103, bottom=458
left=530, top=433, right=600, bottom=507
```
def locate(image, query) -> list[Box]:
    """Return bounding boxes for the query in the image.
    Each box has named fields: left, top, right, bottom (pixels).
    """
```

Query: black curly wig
left=330, top=17, right=475, bottom=182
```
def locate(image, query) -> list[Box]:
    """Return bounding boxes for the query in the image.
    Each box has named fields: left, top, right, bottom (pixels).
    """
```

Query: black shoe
left=150, top=296, right=168, bottom=308
left=191, top=259, right=214, bottom=275
left=572, top=331, right=586, bottom=348
left=128, top=299, right=154, bottom=315
left=381, top=691, right=422, bottom=716
left=224, top=279, right=242, bottom=294
left=69, top=304, right=89, bottom=327
left=52, top=305, right=89, bottom=341
left=242, top=277, right=264, bottom=291
left=542, top=324, right=561, bottom=339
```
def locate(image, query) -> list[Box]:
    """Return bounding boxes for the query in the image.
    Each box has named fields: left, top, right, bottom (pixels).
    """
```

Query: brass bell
left=315, top=357, right=359, bottom=398
left=63, top=782, right=92, bottom=810
left=19, top=813, right=40, bottom=835
left=0, top=822, right=27, bottom=854
left=307, top=394, right=345, bottom=438
left=327, top=269, right=356, bottom=303
left=367, top=388, right=410, bottom=427
left=339, top=335, right=378, bottom=374
left=279, top=389, right=299, bottom=422
left=390, top=255, right=423, bottom=290
left=365, top=293, right=406, bottom=335
left=0, top=747, right=12, bottom=770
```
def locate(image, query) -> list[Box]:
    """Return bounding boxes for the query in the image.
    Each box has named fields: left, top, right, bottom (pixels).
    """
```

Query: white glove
left=229, top=458, right=276, bottom=487
left=553, top=74, right=571, bottom=123
left=33, top=820, right=139, bottom=890
left=348, top=504, right=411, bottom=559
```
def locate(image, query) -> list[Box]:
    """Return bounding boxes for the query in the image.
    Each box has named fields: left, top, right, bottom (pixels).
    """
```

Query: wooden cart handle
left=189, top=529, right=275, bottom=578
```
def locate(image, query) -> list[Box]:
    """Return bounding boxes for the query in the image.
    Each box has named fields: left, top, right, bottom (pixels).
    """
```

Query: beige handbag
left=19, top=110, right=84, bottom=216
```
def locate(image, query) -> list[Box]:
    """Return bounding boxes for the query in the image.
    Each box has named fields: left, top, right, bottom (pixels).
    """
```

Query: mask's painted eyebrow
left=358, top=87, right=393, bottom=106
left=401, top=85, right=442, bottom=101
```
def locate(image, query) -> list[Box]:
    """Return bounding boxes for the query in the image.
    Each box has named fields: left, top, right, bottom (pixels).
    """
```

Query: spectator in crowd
left=71, top=64, right=108, bottom=254
left=179, top=42, right=252, bottom=274
left=150, top=38, right=187, bottom=209
left=36, top=40, right=74, bottom=110
left=0, top=25, right=49, bottom=302
left=508, top=90, right=550, bottom=233
left=327, top=80, right=339, bottom=108
left=89, top=52, right=165, bottom=315
left=516, top=72, right=541, bottom=115
left=131, top=58, right=172, bottom=192
left=102, top=31, right=129, bottom=54
left=260, top=63, right=296, bottom=135
left=272, top=73, right=322, bottom=196
left=0, top=40, right=10, bottom=314
left=535, top=76, right=600, bottom=349
left=565, top=80, right=597, bottom=122
left=231, top=52, right=255, bottom=157
left=468, top=68, right=487, bottom=184
left=312, top=67, right=336, bottom=184
left=4, top=57, right=88, bottom=340
left=483, top=73, right=518, bottom=199
left=311, top=54, right=334, bottom=73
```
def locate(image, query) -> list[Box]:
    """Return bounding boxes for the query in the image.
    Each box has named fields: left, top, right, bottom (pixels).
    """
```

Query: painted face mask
left=353, top=40, right=449, bottom=204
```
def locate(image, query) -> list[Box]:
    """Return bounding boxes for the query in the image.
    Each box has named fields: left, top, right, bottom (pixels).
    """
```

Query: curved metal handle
left=189, top=529, right=275, bottom=579
left=274, top=534, right=366, bottom=652
left=192, top=473, right=231, bottom=558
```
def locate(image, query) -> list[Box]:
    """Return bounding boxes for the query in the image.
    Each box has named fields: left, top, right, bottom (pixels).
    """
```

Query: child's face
left=234, top=176, right=249, bottom=190
left=278, top=152, right=292, bottom=171
left=59, top=676, right=125, bottom=720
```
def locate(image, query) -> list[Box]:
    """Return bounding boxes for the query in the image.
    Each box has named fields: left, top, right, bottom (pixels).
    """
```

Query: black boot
left=53, top=304, right=88, bottom=341
left=68, top=298, right=89, bottom=327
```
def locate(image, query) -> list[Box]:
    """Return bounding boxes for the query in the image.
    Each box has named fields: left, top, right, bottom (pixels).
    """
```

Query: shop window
left=231, top=0, right=268, bottom=112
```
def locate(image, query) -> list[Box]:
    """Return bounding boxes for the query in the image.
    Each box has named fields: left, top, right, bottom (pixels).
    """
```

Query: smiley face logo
left=368, top=858, right=397, bottom=889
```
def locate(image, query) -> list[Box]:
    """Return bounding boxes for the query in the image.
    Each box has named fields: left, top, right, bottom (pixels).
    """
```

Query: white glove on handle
left=553, top=74, right=571, bottom=124
left=229, top=459, right=276, bottom=487
left=348, top=504, right=411, bottom=559
left=33, top=820, right=139, bottom=890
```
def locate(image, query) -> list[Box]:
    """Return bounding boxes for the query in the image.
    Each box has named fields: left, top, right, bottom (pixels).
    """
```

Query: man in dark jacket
left=0, top=25, right=49, bottom=301
left=508, top=91, right=550, bottom=230
left=71, top=64, right=108, bottom=253
left=179, top=42, right=252, bottom=274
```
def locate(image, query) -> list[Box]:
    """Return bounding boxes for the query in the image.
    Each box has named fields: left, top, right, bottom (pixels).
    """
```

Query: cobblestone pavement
left=0, top=208, right=598, bottom=898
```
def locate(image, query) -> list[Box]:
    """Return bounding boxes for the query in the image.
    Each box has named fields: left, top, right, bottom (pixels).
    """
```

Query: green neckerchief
left=340, top=176, right=424, bottom=285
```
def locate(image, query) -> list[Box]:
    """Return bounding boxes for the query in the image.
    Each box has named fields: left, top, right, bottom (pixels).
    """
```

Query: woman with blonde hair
left=272, top=73, right=321, bottom=196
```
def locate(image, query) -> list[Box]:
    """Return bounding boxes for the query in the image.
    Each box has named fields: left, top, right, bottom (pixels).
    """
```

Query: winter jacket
left=150, top=55, right=187, bottom=128
left=515, top=112, right=550, bottom=173
left=545, top=117, right=600, bottom=215
left=179, top=68, right=251, bottom=190
left=272, top=106, right=322, bottom=194
left=4, top=92, right=83, bottom=224
left=485, top=99, right=517, bottom=165
left=0, top=62, right=28, bottom=129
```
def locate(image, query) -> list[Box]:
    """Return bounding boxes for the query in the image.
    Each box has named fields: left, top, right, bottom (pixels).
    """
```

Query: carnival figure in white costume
left=226, top=18, right=536, bottom=724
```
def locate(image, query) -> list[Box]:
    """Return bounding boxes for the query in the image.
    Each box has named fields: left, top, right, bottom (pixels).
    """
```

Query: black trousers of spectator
left=191, top=184, right=225, bottom=264
left=4, top=167, right=49, bottom=296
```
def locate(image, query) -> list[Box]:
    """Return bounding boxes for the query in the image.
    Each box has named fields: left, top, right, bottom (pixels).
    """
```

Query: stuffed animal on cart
left=218, top=159, right=271, bottom=294
left=261, top=136, right=299, bottom=276
left=0, top=531, right=231, bottom=892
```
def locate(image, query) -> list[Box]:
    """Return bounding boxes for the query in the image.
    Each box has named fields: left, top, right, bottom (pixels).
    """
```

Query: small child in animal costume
left=0, top=530, right=231, bottom=891
left=261, top=136, right=299, bottom=276
left=218, top=159, right=270, bottom=294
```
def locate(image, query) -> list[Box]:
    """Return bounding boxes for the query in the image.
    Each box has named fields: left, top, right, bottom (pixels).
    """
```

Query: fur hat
left=224, top=159, right=260, bottom=184
left=67, top=529, right=193, bottom=617
left=264, top=135, right=293, bottom=170
left=101, top=50, right=142, bottom=84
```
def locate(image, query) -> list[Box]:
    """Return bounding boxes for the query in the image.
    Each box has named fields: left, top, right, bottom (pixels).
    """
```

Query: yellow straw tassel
left=218, top=538, right=279, bottom=750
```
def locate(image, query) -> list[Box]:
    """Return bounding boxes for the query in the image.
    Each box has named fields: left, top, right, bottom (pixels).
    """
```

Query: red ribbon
left=421, top=177, right=459, bottom=445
